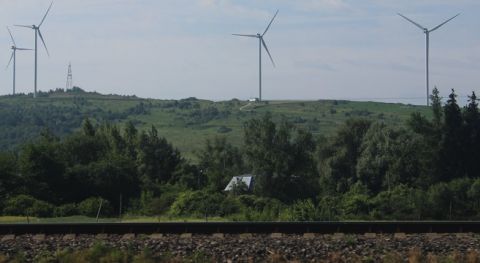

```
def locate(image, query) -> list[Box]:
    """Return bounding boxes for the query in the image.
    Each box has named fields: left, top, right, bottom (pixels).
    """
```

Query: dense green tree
left=317, top=119, right=372, bottom=193
left=62, top=133, right=108, bottom=166
left=198, top=136, right=244, bottom=191
left=86, top=153, right=139, bottom=211
left=172, top=162, right=203, bottom=190
left=356, top=124, right=424, bottom=193
left=370, top=185, right=419, bottom=220
left=438, top=89, right=465, bottom=181
left=463, top=92, right=480, bottom=177
left=339, top=182, right=371, bottom=219
left=137, top=126, right=182, bottom=187
left=431, top=87, right=443, bottom=128
left=0, top=152, right=19, bottom=200
left=124, top=121, right=139, bottom=160
left=18, top=130, right=66, bottom=203
left=243, top=114, right=317, bottom=202
left=82, top=118, right=95, bottom=137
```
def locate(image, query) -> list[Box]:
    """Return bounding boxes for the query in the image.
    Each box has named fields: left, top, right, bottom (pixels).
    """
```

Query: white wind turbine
left=15, top=1, right=53, bottom=98
left=233, top=10, right=279, bottom=102
left=398, top=13, right=460, bottom=106
left=6, top=27, right=32, bottom=95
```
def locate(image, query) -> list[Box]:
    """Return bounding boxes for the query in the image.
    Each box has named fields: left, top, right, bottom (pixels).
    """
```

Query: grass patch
left=0, top=215, right=229, bottom=224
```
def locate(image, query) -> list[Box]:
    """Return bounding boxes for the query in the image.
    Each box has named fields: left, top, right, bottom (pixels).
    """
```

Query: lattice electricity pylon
left=66, top=62, right=73, bottom=90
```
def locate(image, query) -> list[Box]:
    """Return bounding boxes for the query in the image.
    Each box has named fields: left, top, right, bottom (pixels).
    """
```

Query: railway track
left=1, top=221, right=480, bottom=235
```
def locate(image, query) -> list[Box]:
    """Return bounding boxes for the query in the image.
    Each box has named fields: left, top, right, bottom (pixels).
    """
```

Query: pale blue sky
left=0, top=0, right=479, bottom=104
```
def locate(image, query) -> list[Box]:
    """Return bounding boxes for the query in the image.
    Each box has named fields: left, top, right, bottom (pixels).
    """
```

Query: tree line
left=1, top=88, right=479, bottom=220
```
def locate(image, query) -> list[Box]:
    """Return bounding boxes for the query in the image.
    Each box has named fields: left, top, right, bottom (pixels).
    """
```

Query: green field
left=0, top=90, right=431, bottom=160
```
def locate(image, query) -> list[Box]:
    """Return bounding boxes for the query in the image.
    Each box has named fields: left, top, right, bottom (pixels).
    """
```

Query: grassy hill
left=0, top=89, right=431, bottom=160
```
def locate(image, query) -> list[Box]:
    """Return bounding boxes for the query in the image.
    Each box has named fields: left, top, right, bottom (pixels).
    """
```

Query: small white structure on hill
left=224, top=175, right=255, bottom=192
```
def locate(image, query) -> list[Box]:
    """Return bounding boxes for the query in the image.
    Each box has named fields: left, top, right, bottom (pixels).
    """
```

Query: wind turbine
left=233, top=10, right=278, bottom=102
left=6, top=27, right=32, bottom=95
left=15, top=1, right=53, bottom=98
left=398, top=13, right=460, bottom=106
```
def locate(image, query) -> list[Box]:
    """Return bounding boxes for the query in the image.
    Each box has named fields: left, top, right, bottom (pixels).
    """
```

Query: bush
left=143, top=191, right=178, bottom=216
left=2, top=195, right=54, bottom=217
left=169, top=190, right=238, bottom=217
left=234, top=195, right=285, bottom=221
left=54, top=203, right=78, bottom=217
left=30, top=200, right=55, bottom=218
left=281, top=199, right=319, bottom=221
left=78, top=197, right=113, bottom=217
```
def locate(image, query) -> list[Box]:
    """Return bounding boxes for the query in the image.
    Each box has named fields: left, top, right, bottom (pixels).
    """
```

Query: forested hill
left=0, top=88, right=430, bottom=158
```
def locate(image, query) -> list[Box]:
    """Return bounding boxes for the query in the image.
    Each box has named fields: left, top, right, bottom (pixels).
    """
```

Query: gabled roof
left=224, top=174, right=254, bottom=191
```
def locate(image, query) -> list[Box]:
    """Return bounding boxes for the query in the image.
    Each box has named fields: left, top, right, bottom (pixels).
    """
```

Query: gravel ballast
left=0, top=233, right=479, bottom=262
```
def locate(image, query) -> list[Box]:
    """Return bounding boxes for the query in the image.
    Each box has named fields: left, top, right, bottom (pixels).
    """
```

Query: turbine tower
left=233, top=10, right=278, bottom=102
left=15, top=1, right=53, bottom=98
left=398, top=13, right=460, bottom=106
left=6, top=27, right=32, bottom=95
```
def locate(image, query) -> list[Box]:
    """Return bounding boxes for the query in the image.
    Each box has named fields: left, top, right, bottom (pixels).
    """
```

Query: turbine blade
left=261, top=38, right=275, bottom=67
left=232, top=34, right=258, bottom=38
left=37, top=29, right=50, bottom=56
left=263, top=10, right=279, bottom=36
left=430, top=13, right=460, bottom=32
left=14, top=25, right=33, bottom=29
left=6, top=52, right=14, bottom=69
left=16, top=48, right=33, bottom=51
left=6, top=26, right=16, bottom=46
left=398, top=13, right=425, bottom=31
left=39, top=1, right=53, bottom=27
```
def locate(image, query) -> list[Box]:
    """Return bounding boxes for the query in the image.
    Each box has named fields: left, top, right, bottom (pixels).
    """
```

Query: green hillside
left=0, top=88, right=430, bottom=159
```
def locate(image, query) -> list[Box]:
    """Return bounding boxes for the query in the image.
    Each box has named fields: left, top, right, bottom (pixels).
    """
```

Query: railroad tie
left=62, top=234, right=76, bottom=241
left=150, top=233, right=164, bottom=239
left=239, top=233, right=253, bottom=239
left=180, top=233, right=192, bottom=239
left=456, top=233, right=473, bottom=239
left=33, top=234, right=46, bottom=242
left=332, top=233, right=345, bottom=240
left=270, top=233, right=283, bottom=238
left=303, top=233, right=316, bottom=239
left=1, top=235, right=15, bottom=242
left=425, top=233, right=441, bottom=240
left=394, top=233, right=407, bottom=240
left=96, top=233, right=109, bottom=239
left=212, top=233, right=224, bottom=239
left=122, top=233, right=135, bottom=240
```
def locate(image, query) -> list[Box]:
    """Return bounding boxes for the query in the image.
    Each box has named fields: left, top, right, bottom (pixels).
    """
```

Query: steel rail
left=1, top=221, right=480, bottom=235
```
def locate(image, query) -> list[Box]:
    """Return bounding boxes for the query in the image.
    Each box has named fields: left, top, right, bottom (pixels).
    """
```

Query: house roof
left=224, top=175, right=254, bottom=191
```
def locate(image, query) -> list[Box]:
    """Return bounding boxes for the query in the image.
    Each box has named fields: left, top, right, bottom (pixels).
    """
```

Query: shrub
left=78, top=197, right=113, bottom=217
left=2, top=195, right=54, bottom=217
left=54, top=203, right=78, bottom=217
left=169, top=190, right=237, bottom=217
left=30, top=200, right=55, bottom=218
left=234, top=195, right=285, bottom=221
left=143, top=191, right=178, bottom=216
left=281, top=199, right=319, bottom=221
